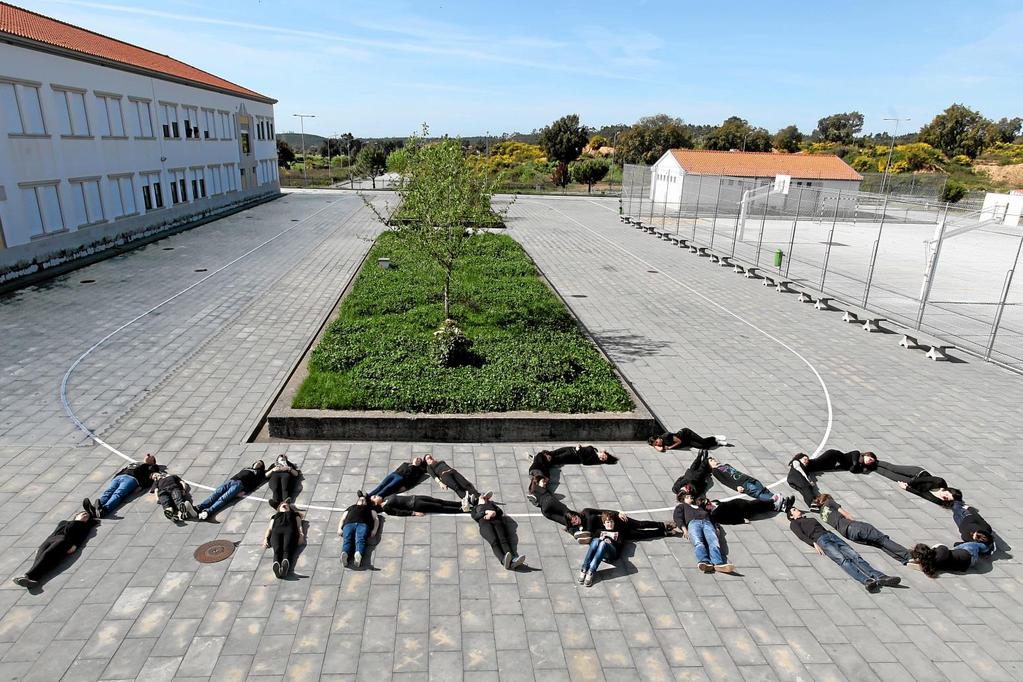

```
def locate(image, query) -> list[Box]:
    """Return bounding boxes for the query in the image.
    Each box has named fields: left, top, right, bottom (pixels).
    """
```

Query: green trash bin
left=774, top=249, right=784, bottom=268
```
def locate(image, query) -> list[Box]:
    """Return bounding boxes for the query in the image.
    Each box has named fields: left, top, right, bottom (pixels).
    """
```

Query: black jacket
left=395, top=461, right=427, bottom=487
left=470, top=499, right=504, bottom=522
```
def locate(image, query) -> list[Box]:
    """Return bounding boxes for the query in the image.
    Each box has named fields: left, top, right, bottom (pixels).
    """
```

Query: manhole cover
left=194, top=540, right=236, bottom=564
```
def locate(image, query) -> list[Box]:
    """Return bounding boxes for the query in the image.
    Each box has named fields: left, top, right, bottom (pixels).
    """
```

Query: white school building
left=0, top=2, right=280, bottom=286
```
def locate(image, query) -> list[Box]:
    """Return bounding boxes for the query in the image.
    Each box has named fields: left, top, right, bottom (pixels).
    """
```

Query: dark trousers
left=25, top=536, right=71, bottom=581
left=271, top=527, right=297, bottom=564
left=626, top=518, right=666, bottom=540
left=673, top=450, right=711, bottom=496
left=478, top=518, right=514, bottom=559
left=412, top=497, right=465, bottom=514
left=537, top=489, right=572, bottom=525
left=268, top=473, right=296, bottom=503
left=676, top=428, right=718, bottom=449
left=438, top=471, right=478, bottom=499
left=711, top=498, right=775, bottom=525
left=874, top=462, right=926, bottom=484
left=157, top=487, right=186, bottom=510
left=787, top=463, right=819, bottom=506
left=843, top=521, right=912, bottom=564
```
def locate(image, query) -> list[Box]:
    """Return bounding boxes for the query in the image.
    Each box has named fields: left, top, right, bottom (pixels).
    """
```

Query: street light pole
left=880, top=117, right=910, bottom=195
left=293, top=113, right=316, bottom=186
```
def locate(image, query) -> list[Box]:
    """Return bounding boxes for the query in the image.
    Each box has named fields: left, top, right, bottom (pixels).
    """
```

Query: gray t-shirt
left=820, top=499, right=852, bottom=534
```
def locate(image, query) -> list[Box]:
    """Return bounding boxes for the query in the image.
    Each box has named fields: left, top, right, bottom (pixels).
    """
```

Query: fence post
left=754, top=186, right=769, bottom=266
left=784, top=186, right=803, bottom=277
left=985, top=231, right=1023, bottom=360
left=709, top=177, right=722, bottom=250
left=818, top=190, right=842, bottom=290
left=916, top=213, right=951, bottom=328
left=637, top=167, right=648, bottom=223
left=661, top=184, right=669, bottom=230
left=629, top=165, right=639, bottom=216
left=861, top=193, right=889, bottom=307
left=738, top=187, right=750, bottom=241
left=691, top=173, right=704, bottom=243
left=675, top=177, right=683, bottom=234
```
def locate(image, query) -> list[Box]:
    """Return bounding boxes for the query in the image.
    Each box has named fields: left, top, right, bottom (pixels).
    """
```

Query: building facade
left=648, top=149, right=863, bottom=208
left=0, top=3, right=279, bottom=285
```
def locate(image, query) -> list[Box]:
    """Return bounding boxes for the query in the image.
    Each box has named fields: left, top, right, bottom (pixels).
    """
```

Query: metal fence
left=621, top=163, right=1023, bottom=372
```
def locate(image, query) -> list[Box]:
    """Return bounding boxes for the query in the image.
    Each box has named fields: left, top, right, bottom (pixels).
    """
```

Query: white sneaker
left=715, top=435, right=728, bottom=446
left=583, top=572, right=594, bottom=587
left=578, top=570, right=586, bottom=584
left=511, top=555, right=526, bottom=569
left=198, top=510, right=209, bottom=520
left=340, top=551, right=349, bottom=566
left=353, top=552, right=362, bottom=568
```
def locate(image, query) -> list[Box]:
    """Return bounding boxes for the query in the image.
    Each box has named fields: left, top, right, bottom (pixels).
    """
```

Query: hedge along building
left=647, top=148, right=863, bottom=215
left=0, top=2, right=280, bottom=287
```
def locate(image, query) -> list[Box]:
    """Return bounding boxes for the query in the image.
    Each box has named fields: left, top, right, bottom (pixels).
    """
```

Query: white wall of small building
left=0, top=41, right=279, bottom=256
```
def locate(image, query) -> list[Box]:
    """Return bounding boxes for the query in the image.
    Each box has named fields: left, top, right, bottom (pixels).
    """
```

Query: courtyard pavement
left=0, top=190, right=1022, bottom=681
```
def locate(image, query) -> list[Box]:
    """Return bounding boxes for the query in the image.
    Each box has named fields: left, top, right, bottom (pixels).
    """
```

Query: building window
left=129, top=99, right=154, bottom=138
left=70, top=178, right=105, bottom=226
left=53, top=87, right=91, bottom=137
left=241, top=131, right=250, bottom=155
left=182, top=105, right=199, bottom=139
left=201, top=109, right=216, bottom=140
left=21, top=183, right=64, bottom=236
left=141, top=172, right=163, bottom=211
left=107, top=175, right=136, bottom=218
left=169, top=170, right=187, bottom=204
left=0, top=80, right=46, bottom=135
left=95, top=94, right=126, bottom=138
left=160, top=103, right=179, bottom=138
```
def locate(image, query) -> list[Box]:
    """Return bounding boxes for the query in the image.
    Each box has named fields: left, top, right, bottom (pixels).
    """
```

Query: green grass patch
left=293, top=231, right=634, bottom=413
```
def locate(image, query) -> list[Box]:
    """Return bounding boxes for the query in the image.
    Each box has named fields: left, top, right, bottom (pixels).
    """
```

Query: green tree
left=356, top=144, right=388, bottom=188
left=991, top=116, right=1022, bottom=144
left=570, top=158, right=610, bottom=193
left=587, top=134, right=609, bottom=150
left=386, top=146, right=411, bottom=174
left=538, top=114, right=589, bottom=187
left=773, top=125, right=803, bottom=152
left=813, top=111, right=864, bottom=144
left=391, top=136, right=498, bottom=322
left=940, top=179, right=968, bottom=203
left=702, top=116, right=771, bottom=152
left=918, top=104, right=993, bottom=159
left=276, top=139, right=295, bottom=168
left=616, top=114, right=694, bottom=165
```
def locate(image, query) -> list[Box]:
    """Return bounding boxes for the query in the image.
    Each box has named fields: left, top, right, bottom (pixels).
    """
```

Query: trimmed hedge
left=293, top=231, right=634, bottom=413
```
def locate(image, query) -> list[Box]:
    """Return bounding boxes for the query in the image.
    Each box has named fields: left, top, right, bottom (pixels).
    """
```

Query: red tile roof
left=668, top=149, right=862, bottom=181
left=0, top=2, right=274, bottom=103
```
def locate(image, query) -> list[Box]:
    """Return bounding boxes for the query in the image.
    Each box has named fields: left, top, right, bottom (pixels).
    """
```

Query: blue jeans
left=953, top=501, right=994, bottom=555
left=369, top=472, right=405, bottom=498
left=342, top=523, right=369, bottom=555
left=98, top=475, right=139, bottom=512
left=742, top=479, right=776, bottom=503
left=817, top=532, right=884, bottom=584
left=582, top=538, right=618, bottom=573
left=196, top=480, right=243, bottom=515
left=687, top=519, right=723, bottom=564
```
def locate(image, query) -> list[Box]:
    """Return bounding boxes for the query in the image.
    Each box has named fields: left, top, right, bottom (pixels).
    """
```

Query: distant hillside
left=276, top=132, right=326, bottom=152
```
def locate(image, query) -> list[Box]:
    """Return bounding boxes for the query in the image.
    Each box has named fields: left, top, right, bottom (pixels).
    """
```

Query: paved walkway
left=0, top=190, right=1021, bottom=681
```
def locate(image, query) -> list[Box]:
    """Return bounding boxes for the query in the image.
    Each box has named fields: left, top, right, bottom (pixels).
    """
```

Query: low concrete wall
left=1, top=186, right=281, bottom=292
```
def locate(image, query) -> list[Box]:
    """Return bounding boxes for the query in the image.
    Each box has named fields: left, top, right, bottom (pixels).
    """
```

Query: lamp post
left=293, top=113, right=315, bottom=186
left=611, top=130, right=620, bottom=192
left=880, top=117, right=910, bottom=195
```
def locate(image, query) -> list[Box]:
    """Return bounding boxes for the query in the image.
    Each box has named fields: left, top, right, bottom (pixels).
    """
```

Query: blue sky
left=19, top=0, right=1023, bottom=138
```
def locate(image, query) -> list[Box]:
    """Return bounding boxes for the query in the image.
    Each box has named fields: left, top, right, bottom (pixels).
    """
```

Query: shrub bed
left=292, top=231, right=634, bottom=413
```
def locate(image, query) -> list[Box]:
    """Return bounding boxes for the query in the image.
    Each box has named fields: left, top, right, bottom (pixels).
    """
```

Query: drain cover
left=194, top=539, right=236, bottom=564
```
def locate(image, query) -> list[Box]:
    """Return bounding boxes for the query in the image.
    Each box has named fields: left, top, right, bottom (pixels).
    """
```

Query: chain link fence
left=621, top=163, right=1023, bottom=372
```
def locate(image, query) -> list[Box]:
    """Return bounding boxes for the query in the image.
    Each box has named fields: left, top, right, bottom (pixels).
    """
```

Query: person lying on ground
left=572, top=507, right=675, bottom=544
left=649, top=428, right=726, bottom=453
left=529, top=476, right=581, bottom=529
left=93, top=454, right=158, bottom=517
left=265, top=499, right=304, bottom=578
left=787, top=507, right=900, bottom=593
left=805, top=449, right=878, bottom=474
left=673, top=492, right=733, bottom=574
left=267, top=455, right=301, bottom=508
left=579, top=511, right=624, bottom=587
left=338, top=493, right=380, bottom=568
left=528, top=451, right=554, bottom=479
left=153, top=472, right=197, bottom=521
left=194, top=460, right=267, bottom=521
left=708, top=456, right=783, bottom=505
left=368, top=456, right=427, bottom=499
left=549, top=445, right=618, bottom=467
left=425, top=455, right=489, bottom=511
left=874, top=463, right=962, bottom=507
left=672, top=449, right=713, bottom=498
left=909, top=543, right=977, bottom=576
left=471, top=493, right=526, bottom=570
left=13, top=505, right=99, bottom=588
left=371, top=494, right=466, bottom=516
left=950, top=499, right=995, bottom=561
left=708, top=495, right=794, bottom=525
left=815, top=493, right=912, bottom=565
